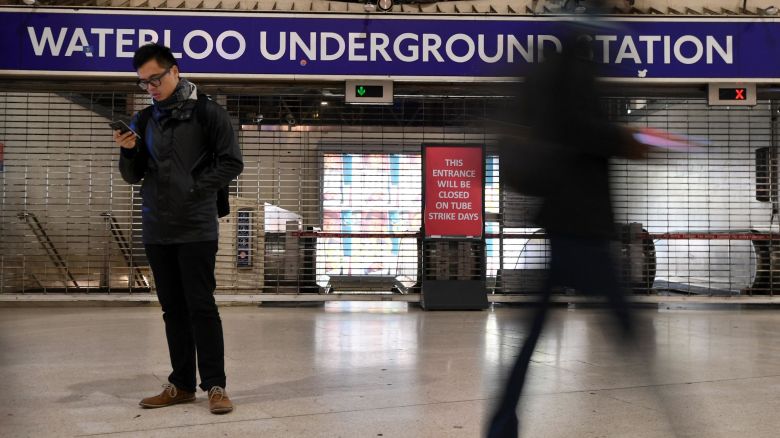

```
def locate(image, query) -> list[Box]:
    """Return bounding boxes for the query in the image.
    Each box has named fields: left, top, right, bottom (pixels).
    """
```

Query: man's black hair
left=132, top=44, right=178, bottom=70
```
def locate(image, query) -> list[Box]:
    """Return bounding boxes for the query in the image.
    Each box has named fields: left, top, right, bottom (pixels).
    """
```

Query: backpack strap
left=195, top=93, right=214, bottom=149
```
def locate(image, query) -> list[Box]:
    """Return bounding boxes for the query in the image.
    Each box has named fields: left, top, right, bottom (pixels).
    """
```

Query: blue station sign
left=1, top=8, right=778, bottom=82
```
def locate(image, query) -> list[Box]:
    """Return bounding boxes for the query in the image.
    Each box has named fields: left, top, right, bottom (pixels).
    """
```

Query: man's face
left=136, top=59, right=179, bottom=101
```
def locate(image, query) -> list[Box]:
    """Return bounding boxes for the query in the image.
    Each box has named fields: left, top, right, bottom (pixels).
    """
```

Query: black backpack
left=136, top=93, right=230, bottom=218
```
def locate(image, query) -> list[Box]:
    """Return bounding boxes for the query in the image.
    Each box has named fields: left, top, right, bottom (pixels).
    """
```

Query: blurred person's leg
left=487, top=235, right=575, bottom=438
left=566, top=236, right=636, bottom=343
left=488, top=234, right=642, bottom=438
left=487, top=290, right=551, bottom=438
left=568, top=236, right=681, bottom=437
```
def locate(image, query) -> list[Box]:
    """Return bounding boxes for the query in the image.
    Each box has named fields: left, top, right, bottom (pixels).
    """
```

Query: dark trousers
left=488, top=234, right=635, bottom=438
left=145, top=241, right=226, bottom=392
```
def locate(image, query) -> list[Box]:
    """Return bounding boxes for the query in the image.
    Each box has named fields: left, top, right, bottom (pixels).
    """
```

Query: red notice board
left=423, top=144, right=484, bottom=239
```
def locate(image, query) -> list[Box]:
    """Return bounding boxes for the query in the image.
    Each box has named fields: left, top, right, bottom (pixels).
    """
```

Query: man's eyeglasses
left=136, top=67, right=171, bottom=90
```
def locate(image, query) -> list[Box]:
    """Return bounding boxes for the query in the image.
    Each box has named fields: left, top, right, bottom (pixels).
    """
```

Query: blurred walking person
left=487, top=21, right=650, bottom=437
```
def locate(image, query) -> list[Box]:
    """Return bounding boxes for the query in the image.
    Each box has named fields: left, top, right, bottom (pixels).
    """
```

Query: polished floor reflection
left=1, top=303, right=779, bottom=437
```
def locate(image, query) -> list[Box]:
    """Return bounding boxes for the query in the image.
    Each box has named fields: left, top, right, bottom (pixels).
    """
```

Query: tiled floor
left=1, top=302, right=778, bottom=437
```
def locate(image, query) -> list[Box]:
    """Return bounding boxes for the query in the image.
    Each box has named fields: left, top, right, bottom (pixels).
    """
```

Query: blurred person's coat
left=503, top=33, right=637, bottom=239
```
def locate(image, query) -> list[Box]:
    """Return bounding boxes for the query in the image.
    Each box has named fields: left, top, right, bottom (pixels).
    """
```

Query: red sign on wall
left=423, top=145, right=484, bottom=238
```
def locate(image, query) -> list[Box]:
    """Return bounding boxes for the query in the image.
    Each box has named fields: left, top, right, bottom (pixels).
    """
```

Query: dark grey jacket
left=119, top=96, right=244, bottom=245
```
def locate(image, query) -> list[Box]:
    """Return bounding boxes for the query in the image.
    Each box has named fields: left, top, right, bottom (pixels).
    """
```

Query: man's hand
left=113, top=130, right=138, bottom=149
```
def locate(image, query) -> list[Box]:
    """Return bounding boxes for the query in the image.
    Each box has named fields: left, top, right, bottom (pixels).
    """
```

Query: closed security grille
left=0, top=84, right=777, bottom=297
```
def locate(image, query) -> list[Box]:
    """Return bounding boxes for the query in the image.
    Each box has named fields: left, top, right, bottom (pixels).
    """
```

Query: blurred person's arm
left=616, top=127, right=651, bottom=160
left=525, top=51, right=648, bottom=161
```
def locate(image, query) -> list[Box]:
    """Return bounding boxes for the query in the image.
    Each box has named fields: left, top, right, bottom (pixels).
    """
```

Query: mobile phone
left=109, top=120, right=140, bottom=139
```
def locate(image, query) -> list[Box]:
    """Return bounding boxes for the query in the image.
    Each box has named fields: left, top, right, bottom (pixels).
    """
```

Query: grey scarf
left=155, top=78, right=197, bottom=112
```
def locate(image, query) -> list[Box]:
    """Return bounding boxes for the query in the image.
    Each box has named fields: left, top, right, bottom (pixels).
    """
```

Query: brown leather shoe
left=208, top=386, right=233, bottom=414
left=139, top=383, right=195, bottom=408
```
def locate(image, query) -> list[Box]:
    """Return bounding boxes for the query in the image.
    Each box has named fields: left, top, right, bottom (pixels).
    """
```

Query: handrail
left=17, top=212, right=79, bottom=289
left=101, top=212, right=149, bottom=289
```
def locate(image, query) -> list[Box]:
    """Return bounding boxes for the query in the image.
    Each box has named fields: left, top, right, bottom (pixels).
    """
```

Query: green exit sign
left=345, top=80, right=393, bottom=105
left=355, top=85, right=384, bottom=98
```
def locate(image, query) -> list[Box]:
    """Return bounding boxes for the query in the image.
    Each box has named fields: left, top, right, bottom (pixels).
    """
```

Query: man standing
left=113, top=44, right=243, bottom=414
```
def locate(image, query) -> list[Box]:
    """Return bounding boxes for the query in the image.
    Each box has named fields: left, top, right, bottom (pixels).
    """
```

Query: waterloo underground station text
left=27, top=27, right=735, bottom=66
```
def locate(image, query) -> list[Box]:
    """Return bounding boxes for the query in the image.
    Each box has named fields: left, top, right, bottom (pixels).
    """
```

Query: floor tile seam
left=72, top=398, right=487, bottom=437
left=536, top=372, right=780, bottom=397
left=593, top=392, right=724, bottom=434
